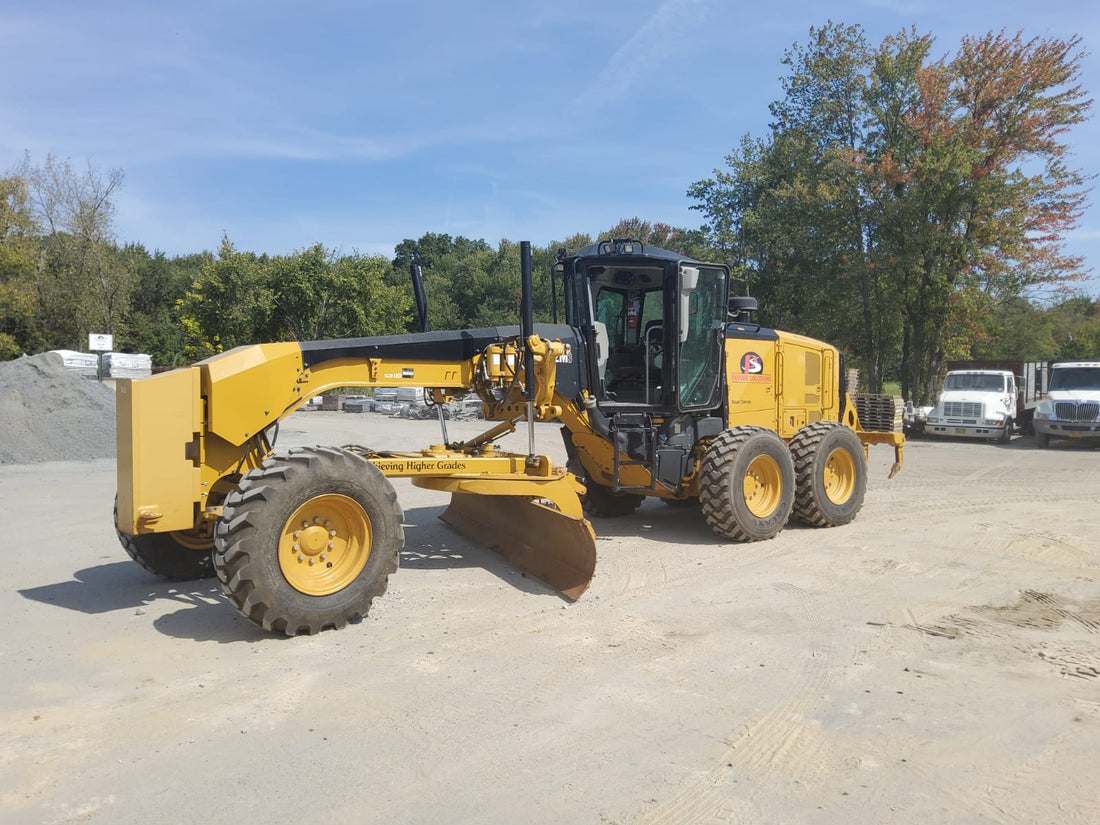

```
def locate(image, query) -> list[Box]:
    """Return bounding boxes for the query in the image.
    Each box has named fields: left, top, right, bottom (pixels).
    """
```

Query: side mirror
left=727, top=296, right=758, bottom=321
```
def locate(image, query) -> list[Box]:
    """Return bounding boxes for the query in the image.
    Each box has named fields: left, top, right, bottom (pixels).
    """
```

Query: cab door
left=676, top=263, right=728, bottom=410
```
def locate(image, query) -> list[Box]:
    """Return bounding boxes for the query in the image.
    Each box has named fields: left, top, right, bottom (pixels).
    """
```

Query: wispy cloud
left=570, top=0, right=715, bottom=112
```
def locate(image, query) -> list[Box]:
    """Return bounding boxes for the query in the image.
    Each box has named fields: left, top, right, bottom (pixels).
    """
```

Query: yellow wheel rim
left=741, top=454, right=784, bottom=518
left=278, top=494, right=372, bottom=596
left=822, top=446, right=857, bottom=505
left=169, top=522, right=215, bottom=551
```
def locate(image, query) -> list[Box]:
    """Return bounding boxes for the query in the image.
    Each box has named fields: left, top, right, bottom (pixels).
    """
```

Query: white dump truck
left=924, top=360, right=1049, bottom=442
left=1032, top=361, right=1100, bottom=448
left=925, top=369, right=1019, bottom=441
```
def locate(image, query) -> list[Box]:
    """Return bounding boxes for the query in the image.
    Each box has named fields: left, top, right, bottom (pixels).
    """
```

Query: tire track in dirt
left=638, top=582, right=841, bottom=824
left=589, top=517, right=824, bottom=600
left=943, top=590, right=1100, bottom=683
left=960, top=591, right=1100, bottom=636
left=962, top=521, right=1097, bottom=570
left=981, top=726, right=1100, bottom=825
left=1036, top=645, right=1100, bottom=680
left=875, top=490, right=1097, bottom=521
left=1011, top=533, right=1099, bottom=568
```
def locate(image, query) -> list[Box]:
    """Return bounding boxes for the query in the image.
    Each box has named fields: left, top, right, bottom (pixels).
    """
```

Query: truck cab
left=925, top=369, right=1016, bottom=442
left=1032, top=361, right=1100, bottom=447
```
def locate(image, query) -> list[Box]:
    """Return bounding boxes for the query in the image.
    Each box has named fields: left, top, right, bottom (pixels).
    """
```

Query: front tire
left=998, top=419, right=1013, bottom=443
left=700, top=427, right=795, bottom=542
left=1036, top=431, right=1051, bottom=449
left=114, top=497, right=215, bottom=580
left=790, top=422, right=867, bottom=527
left=214, top=446, right=403, bottom=635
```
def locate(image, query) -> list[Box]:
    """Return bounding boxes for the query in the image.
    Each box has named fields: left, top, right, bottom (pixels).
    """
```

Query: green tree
left=883, top=31, right=1091, bottom=400
left=602, top=218, right=714, bottom=261
left=691, top=24, right=903, bottom=389
left=0, top=173, right=38, bottom=358
left=179, top=240, right=414, bottom=358
left=1045, top=296, right=1100, bottom=359
left=967, top=296, right=1058, bottom=360
left=17, top=153, right=132, bottom=350
left=269, top=244, right=411, bottom=340
left=327, top=252, right=412, bottom=337
left=177, top=236, right=273, bottom=358
left=690, top=25, right=1092, bottom=402
left=122, top=246, right=209, bottom=366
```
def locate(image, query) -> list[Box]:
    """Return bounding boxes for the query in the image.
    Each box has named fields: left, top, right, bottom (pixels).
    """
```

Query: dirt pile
left=0, top=352, right=116, bottom=464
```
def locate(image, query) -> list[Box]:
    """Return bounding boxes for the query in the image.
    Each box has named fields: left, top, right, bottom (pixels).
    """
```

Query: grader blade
left=441, top=493, right=597, bottom=599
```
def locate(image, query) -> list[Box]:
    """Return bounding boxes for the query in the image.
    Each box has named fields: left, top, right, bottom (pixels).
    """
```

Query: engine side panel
left=723, top=325, right=842, bottom=438
left=724, top=325, right=780, bottom=431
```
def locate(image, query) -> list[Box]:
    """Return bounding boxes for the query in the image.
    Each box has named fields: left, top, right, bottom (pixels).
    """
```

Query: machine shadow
left=399, top=504, right=565, bottom=599
left=18, top=561, right=214, bottom=615
left=20, top=502, right=571, bottom=644
left=18, top=561, right=268, bottom=644
left=578, top=498, right=815, bottom=544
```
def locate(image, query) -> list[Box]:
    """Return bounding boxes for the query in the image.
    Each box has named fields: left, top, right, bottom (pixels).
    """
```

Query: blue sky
left=2, top=0, right=1098, bottom=294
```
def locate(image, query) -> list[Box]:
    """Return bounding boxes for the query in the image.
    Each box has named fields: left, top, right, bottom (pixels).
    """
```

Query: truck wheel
left=1036, top=431, right=1050, bottom=449
left=114, top=497, right=215, bottom=580
left=566, top=458, right=644, bottom=518
left=700, top=427, right=795, bottom=542
left=790, top=422, right=867, bottom=527
left=999, top=419, right=1013, bottom=443
left=215, top=446, right=403, bottom=635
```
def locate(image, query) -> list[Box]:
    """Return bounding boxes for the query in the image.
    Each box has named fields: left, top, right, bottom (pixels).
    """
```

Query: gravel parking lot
left=2, top=411, right=1099, bottom=824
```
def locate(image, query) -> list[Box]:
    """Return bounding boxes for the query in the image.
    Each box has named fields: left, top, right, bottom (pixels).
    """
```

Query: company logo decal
left=731, top=351, right=772, bottom=383
left=740, top=352, right=763, bottom=374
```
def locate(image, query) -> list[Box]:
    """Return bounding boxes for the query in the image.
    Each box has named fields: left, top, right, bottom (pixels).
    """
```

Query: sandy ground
left=2, top=411, right=1099, bottom=825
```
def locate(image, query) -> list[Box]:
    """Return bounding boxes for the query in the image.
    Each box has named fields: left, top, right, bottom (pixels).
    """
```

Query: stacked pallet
left=49, top=349, right=100, bottom=378
left=845, top=368, right=860, bottom=394
left=102, top=352, right=152, bottom=378
left=852, top=393, right=904, bottom=433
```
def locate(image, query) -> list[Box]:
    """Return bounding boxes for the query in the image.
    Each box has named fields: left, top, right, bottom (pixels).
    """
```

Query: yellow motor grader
left=115, top=240, right=904, bottom=634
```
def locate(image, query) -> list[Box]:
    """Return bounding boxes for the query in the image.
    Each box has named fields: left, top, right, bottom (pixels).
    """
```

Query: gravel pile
left=0, top=352, right=116, bottom=464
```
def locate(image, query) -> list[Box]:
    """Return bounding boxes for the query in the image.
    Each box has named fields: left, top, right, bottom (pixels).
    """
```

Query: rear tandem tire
left=789, top=422, right=867, bottom=527
left=214, top=446, right=403, bottom=635
left=700, top=427, right=795, bottom=542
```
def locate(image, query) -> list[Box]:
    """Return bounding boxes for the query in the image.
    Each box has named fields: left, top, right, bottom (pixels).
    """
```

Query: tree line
left=689, top=25, right=1095, bottom=401
left=1, top=24, right=1096, bottom=402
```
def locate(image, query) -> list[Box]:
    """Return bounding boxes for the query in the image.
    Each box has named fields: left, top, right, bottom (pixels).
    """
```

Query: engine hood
left=1047, top=389, right=1100, bottom=402
left=937, top=389, right=1009, bottom=405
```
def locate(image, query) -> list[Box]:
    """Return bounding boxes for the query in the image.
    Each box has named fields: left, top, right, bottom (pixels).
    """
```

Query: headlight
left=1034, top=402, right=1052, bottom=421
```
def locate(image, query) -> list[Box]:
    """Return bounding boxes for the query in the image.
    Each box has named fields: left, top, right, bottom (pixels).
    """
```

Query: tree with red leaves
left=690, top=24, right=1092, bottom=403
